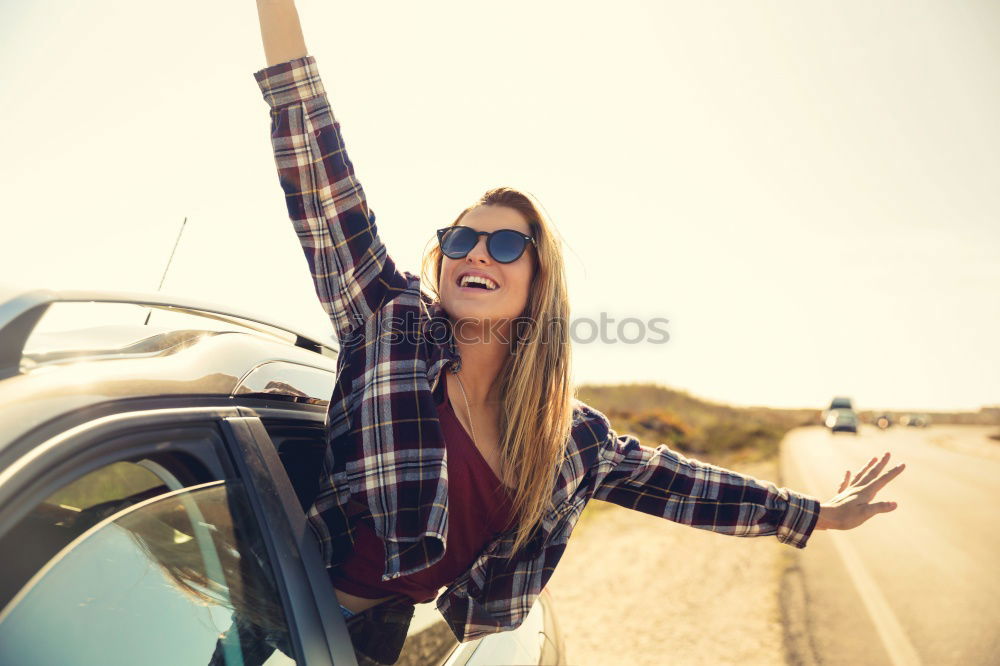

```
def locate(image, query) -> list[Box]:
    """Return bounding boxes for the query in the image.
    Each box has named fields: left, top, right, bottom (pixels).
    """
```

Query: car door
left=0, top=405, right=352, bottom=666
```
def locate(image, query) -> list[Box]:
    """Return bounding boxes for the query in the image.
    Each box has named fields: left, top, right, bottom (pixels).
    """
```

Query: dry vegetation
left=576, top=383, right=819, bottom=467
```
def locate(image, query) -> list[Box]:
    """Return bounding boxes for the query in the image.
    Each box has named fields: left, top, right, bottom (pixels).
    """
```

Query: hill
left=575, top=383, right=819, bottom=466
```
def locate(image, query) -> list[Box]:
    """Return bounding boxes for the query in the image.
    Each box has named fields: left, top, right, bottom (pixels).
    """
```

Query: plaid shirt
left=253, top=55, right=821, bottom=642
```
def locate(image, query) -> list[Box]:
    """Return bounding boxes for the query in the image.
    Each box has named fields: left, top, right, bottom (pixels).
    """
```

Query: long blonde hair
left=422, top=187, right=573, bottom=555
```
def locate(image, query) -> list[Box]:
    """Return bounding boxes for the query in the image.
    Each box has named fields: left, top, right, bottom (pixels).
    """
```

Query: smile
left=457, top=272, right=499, bottom=291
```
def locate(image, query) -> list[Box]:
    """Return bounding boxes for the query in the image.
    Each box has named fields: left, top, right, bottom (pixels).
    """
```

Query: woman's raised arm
left=253, top=0, right=409, bottom=342
left=256, top=0, right=308, bottom=67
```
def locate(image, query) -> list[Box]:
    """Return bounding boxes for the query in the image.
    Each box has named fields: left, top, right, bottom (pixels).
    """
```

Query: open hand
left=815, top=452, right=905, bottom=530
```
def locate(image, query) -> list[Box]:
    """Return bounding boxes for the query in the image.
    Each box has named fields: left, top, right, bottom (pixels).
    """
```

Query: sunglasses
left=436, top=226, right=536, bottom=264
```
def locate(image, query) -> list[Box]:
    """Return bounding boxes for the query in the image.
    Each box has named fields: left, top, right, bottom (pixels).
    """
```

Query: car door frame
left=224, top=408, right=358, bottom=666
left=0, top=402, right=352, bottom=666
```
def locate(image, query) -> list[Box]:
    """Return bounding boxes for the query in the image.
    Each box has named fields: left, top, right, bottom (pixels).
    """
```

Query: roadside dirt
left=545, top=460, right=794, bottom=666
left=923, top=425, right=1000, bottom=462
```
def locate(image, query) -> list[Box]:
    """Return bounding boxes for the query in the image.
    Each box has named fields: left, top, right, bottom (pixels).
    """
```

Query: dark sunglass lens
left=440, top=227, right=477, bottom=258
left=488, top=230, right=528, bottom=263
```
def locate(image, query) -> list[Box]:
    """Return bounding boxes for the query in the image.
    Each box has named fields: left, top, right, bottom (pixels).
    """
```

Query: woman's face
left=438, top=205, right=535, bottom=328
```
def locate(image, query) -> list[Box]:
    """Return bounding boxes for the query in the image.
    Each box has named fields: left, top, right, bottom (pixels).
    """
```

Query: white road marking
left=793, top=445, right=924, bottom=666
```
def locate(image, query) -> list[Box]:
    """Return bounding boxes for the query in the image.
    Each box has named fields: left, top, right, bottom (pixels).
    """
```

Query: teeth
left=460, top=274, right=498, bottom=290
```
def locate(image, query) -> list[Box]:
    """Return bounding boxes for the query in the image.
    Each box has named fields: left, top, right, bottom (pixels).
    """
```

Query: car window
left=263, top=421, right=328, bottom=512
left=0, top=459, right=177, bottom=607
left=45, top=460, right=168, bottom=507
left=0, top=477, right=297, bottom=666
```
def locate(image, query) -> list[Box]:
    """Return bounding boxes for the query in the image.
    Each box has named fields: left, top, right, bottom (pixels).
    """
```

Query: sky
left=1, top=1, right=998, bottom=412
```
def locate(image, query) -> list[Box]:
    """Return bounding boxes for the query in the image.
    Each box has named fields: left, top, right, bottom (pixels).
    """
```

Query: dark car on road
left=823, top=397, right=859, bottom=434
left=0, top=288, right=565, bottom=666
left=826, top=409, right=859, bottom=434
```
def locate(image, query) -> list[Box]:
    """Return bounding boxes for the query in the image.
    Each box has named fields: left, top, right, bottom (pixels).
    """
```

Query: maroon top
left=329, top=378, right=514, bottom=603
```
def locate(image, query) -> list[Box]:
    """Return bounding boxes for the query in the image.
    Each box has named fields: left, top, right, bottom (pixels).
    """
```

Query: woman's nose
left=465, top=236, right=490, bottom=263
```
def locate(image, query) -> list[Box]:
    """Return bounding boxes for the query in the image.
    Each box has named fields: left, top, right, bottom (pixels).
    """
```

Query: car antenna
left=143, top=216, right=188, bottom=326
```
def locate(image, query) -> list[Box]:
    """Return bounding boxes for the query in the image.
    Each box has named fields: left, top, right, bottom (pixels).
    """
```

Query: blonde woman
left=253, top=2, right=905, bottom=664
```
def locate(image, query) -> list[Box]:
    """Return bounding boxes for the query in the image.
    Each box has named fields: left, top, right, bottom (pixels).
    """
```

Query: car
left=900, top=413, right=931, bottom=428
left=873, top=414, right=893, bottom=430
left=0, top=287, right=566, bottom=666
left=821, top=396, right=852, bottom=423
left=821, top=397, right=859, bottom=434
left=825, top=409, right=859, bottom=434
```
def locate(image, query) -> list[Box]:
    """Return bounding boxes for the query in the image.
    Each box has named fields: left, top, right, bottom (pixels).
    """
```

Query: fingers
left=866, top=462, right=906, bottom=495
left=858, top=451, right=892, bottom=486
left=867, top=501, right=898, bottom=517
left=838, top=470, right=850, bottom=494
left=852, top=456, right=879, bottom=485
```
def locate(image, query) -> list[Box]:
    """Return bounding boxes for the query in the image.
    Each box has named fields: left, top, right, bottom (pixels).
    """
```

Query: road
left=781, top=424, right=1000, bottom=666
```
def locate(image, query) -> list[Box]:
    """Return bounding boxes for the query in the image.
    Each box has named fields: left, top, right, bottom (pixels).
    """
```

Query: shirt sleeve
left=253, top=55, right=409, bottom=342
left=590, top=429, right=821, bottom=548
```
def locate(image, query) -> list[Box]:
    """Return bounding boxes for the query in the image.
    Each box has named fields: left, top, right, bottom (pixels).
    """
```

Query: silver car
left=825, top=409, right=860, bottom=434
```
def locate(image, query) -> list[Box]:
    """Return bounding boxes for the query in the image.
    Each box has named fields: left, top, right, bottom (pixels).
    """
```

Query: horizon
left=574, top=379, right=999, bottom=414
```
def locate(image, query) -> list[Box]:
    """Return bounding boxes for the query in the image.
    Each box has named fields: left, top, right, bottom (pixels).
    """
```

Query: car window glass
left=45, top=460, right=167, bottom=509
left=0, top=459, right=179, bottom=608
left=0, top=480, right=297, bottom=666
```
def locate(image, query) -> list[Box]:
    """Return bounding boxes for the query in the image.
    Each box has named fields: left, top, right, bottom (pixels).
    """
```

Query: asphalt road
left=781, top=424, right=1000, bottom=666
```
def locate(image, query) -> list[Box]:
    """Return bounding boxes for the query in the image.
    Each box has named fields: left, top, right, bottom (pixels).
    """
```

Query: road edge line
left=793, top=445, right=923, bottom=666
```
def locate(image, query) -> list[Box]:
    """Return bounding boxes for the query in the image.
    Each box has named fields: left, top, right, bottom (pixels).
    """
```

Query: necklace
left=453, top=371, right=478, bottom=448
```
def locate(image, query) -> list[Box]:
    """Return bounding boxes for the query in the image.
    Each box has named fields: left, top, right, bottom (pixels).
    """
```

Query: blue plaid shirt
left=254, top=55, right=821, bottom=642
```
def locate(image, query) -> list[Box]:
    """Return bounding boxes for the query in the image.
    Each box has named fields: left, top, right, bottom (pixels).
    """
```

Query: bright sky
left=2, top=1, right=998, bottom=412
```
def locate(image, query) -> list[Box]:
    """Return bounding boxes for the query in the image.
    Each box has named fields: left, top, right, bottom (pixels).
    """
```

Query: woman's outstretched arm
left=589, top=430, right=823, bottom=547
left=586, top=419, right=904, bottom=546
left=253, top=0, right=409, bottom=342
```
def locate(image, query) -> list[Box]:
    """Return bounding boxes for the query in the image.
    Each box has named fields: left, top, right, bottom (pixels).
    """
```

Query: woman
left=253, top=2, right=905, bottom=663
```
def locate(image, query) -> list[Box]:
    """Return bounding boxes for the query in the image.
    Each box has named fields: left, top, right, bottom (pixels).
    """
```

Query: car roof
left=0, top=288, right=339, bottom=453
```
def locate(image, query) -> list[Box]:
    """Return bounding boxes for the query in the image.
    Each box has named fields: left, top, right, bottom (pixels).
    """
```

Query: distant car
left=901, top=413, right=931, bottom=428
left=874, top=414, right=893, bottom=430
left=825, top=409, right=859, bottom=434
left=0, top=288, right=566, bottom=666
left=822, top=397, right=859, bottom=434
left=822, top=396, right=853, bottom=422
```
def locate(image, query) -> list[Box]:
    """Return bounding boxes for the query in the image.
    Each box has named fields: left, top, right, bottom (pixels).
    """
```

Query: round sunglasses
left=436, top=226, right=536, bottom=264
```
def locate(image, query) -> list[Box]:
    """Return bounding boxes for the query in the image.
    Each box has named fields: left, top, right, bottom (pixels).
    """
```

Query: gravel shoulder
left=544, top=460, right=794, bottom=666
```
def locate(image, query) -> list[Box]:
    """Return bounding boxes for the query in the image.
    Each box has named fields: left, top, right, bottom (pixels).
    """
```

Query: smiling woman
left=252, top=2, right=904, bottom=665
